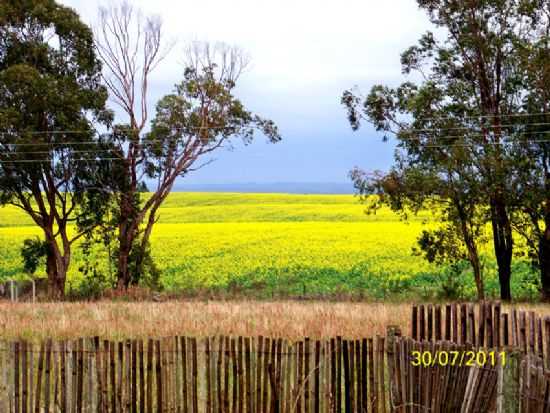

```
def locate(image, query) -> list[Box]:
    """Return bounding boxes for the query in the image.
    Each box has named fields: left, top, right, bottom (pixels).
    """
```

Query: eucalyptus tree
left=343, top=0, right=546, bottom=300
left=95, top=2, right=280, bottom=288
left=508, top=3, right=550, bottom=299
left=0, top=0, right=111, bottom=298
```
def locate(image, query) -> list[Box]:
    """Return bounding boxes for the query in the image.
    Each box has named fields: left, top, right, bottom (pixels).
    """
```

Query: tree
left=349, top=149, right=488, bottom=300
left=95, top=2, right=280, bottom=288
left=93, top=1, right=170, bottom=289
left=343, top=0, right=545, bottom=300
left=0, top=0, right=111, bottom=298
left=509, top=4, right=550, bottom=299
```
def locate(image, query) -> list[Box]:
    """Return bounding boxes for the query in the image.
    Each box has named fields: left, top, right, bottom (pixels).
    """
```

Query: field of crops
left=0, top=192, right=540, bottom=299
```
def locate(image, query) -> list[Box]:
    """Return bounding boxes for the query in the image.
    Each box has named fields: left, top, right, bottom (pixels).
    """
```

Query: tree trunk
left=117, top=221, right=135, bottom=290
left=44, top=233, right=68, bottom=300
left=467, top=244, right=484, bottom=301
left=461, top=226, right=484, bottom=300
left=540, top=214, right=550, bottom=301
left=134, top=203, right=162, bottom=281
left=490, top=197, right=513, bottom=300
left=455, top=199, right=484, bottom=300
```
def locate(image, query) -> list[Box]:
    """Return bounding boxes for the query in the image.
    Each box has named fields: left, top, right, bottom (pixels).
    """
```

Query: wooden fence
left=410, top=301, right=550, bottom=355
left=0, top=335, right=391, bottom=413
left=386, top=336, right=501, bottom=412
left=2, top=301, right=550, bottom=412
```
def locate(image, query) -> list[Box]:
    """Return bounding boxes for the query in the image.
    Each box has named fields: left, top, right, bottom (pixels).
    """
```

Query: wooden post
left=14, top=341, right=20, bottom=413
left=342, top=340, right=351, bottom=413
left=451, top=303, right=458, bottom=343
left=434, top=305, right=442, bottom=341
left=237, top=337, right=244, bottom=413
left=445, top=304, right=452, bottom=341
left=34, top=342, right=45, bottom=413
left=468, top=304, right=476, bottom=346
left=427, top=305, right=433, bottom=341
left=191, top=337, right=198, bottom=413
left=304, top=337, right=311, bottom=413
left=419, top=305, right=425, bottom=341
left=231, top=338, right=238, bottom=412
left=494, top=302, right=501, bottom=349
left=155, top=340, right=162, bottom=413
left=205, top=337, right=212, bottom=413
left=460, top=304, right=467, bottom=345
left=411, top=306, right=418, bottom=340
left=511, top=309, right=518, bottom=347
left=330, top=338, right=337, bottom=413
left=478, top=302, right=486, bottom=347
left=314, top=340, right=321, bottom=413
left=217, top=336, right=223, bottom=413
left=263, top=337, right=271, bottom=413
left=386, top=326, right=401, bottom=413
left=499, top=350, right=520, bottom=413
left=368, top=338, right=376, bottom=413
left=377, top=336, right=386, bottom=413
left=245, top=337, right=252, bottom=413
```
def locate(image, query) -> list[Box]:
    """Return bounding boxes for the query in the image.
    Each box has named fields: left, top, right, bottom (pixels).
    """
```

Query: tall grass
left=2, top=300, right=550, bottom=342
left=0, top=300, right=410, bottom=341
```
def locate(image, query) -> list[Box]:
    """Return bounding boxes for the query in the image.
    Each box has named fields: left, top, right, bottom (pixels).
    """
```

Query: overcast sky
left=60, top=0, right=433, bottom=186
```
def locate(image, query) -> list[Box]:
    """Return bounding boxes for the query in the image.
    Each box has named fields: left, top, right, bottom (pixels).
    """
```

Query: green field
left=0, top=193, right=540, bottom=299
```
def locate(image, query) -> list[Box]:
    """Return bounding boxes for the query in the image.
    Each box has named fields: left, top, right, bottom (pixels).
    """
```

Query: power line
left=404, top=121, right=550, bottom=133
left=2, top=138, right=549, bottom=163
left=398, top=129, right=550, bottom=142
left=3, top=129, right=550, bottom=151
left=423, top=137, right=550, bottom=148
left=0, top=117, right=549, bottom=137
left=0, top=149, right=118, bottom=155
left=0, top=139, right=183, bottom=147
left=0, top=125, right=249, bottom=135
left=0, top=158, right=123, bottom=164
left=401, top=111, right=550, bottom=123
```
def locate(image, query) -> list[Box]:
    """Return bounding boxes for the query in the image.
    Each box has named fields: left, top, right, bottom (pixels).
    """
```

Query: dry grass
left=3, top=300, right=550, bottom=342
left=0, top=300, right=410, bottom=341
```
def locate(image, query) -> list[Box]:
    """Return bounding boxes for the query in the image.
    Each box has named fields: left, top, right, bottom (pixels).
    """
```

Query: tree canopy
left=343, top=0, right=550, bottom=300
left=0, top=0, right=111, bottom=297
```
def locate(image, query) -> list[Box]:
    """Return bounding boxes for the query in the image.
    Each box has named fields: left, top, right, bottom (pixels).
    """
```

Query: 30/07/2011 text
left=411, top=350, right=506, bottom=367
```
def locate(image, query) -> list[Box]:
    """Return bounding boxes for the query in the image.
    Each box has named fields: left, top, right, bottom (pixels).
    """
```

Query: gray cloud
left=61, top=0, right=432, bottom=186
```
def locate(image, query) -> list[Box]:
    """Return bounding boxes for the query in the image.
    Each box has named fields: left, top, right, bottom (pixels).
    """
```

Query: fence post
left=499, top=350, right=520, bottom=413
left=386, top=325, right=401, bottom=412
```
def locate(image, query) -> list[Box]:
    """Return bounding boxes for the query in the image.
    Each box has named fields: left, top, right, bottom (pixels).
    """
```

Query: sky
left=60, top=0, right=434, bottom=187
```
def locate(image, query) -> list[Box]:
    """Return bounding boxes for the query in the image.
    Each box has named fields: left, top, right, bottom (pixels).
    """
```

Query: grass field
left=0, top=192, right=540, bottom=300
left=2, top=300, right=550, bottom=340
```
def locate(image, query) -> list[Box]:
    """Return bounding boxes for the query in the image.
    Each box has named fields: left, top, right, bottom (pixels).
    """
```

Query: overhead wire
left=0, top=114, right=549, bottom=162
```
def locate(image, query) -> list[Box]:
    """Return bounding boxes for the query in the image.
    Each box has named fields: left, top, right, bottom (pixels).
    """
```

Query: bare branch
left=94, top=0, right=173, bottom=132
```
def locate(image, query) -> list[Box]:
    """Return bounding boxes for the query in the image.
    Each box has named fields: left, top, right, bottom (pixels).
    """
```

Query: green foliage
left=413, top=226, right=467, bottom=265
left=0, top=0, right=111, bottom=297
left=20, top=237, right=47, bottom=275
left=126, top=239, right=162, bottom=290
left=341, top=0, right=550, bottom=300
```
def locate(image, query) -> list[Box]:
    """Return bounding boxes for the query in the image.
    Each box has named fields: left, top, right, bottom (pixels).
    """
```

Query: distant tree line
left=342, top=0, right=550, bottom=301
left=0, top=0, right=280, bottom=298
